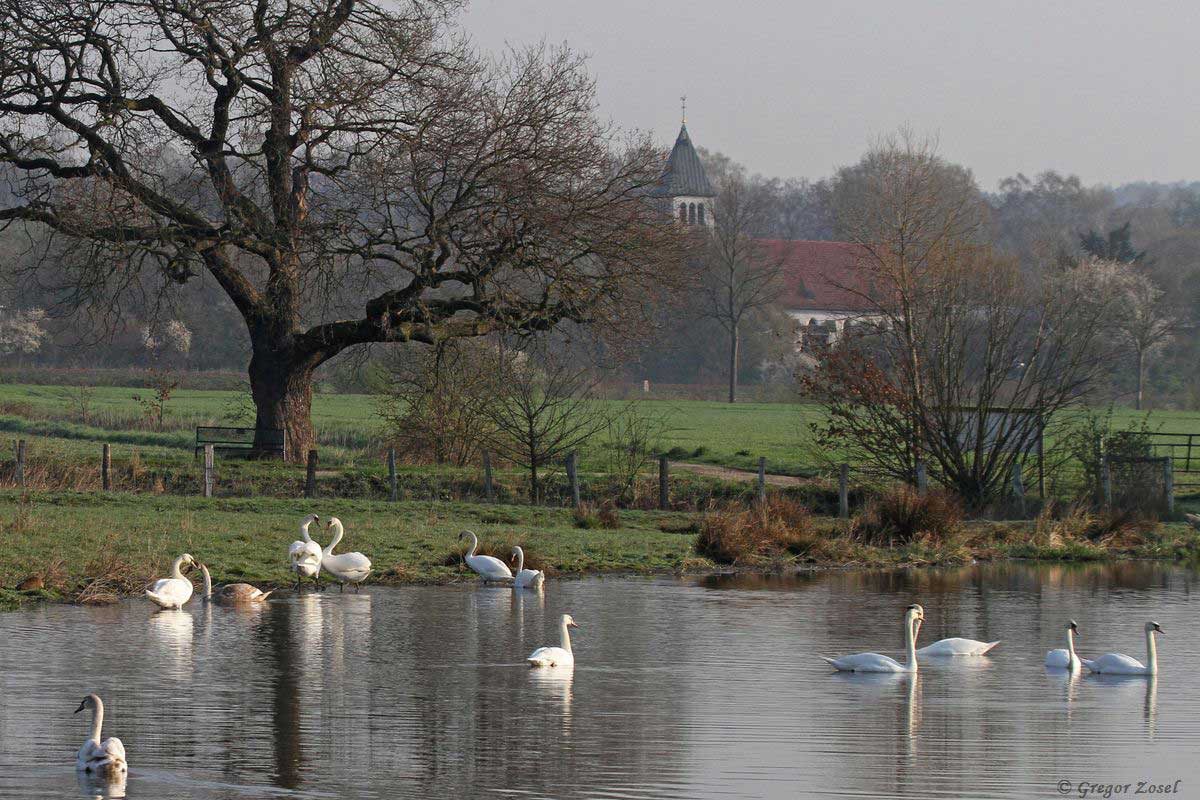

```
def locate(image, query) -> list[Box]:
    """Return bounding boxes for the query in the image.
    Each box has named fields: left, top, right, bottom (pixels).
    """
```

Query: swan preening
left=822, top=604, right=925, bottom=673
left=1084, top=621, right=1163, bottom=675
left=288, top=513, right=323, bottom=590
left=528, top=614, right=579, bottom=667
left=200, top=564, right=272, bottom=605
left=75, top=694, right=127, bottom=775
left=511, top=546, right=545, bottom=590
left=1045, top=621, right=1082, bottom=671
left=459, top=531, right=513, bottom=582
left=145, top=554, right=197, bottom=609
left=320, top=518, right=372, bottom=591
left=915, top=611, right=999, bottom=657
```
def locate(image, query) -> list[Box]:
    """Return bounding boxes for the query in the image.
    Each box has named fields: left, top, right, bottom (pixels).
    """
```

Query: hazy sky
left=461, top=1, right=1200, bottom=190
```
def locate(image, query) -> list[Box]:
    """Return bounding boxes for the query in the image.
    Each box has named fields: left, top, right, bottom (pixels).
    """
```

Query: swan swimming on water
left=1045, top=620, right=1082, bottom=671
left=75, top=694, right=127, bottom=775
left=1084, top=621, right=1163, bottom=675
left=145, top=554, right=196, bottom=609
left=288, top=513, right=323, bottom=590
left=822, top=604, right=925, bottom=673
left=199, top=564, right=272, bottom=605
left=528, top=613, right=579, bottom=667
left=458, top=531, right=513, bottom=583
left=915, top=605, right=999, bottom=656
left=511, top=546, right=545, bottom=590
left=320, top=517, right=372, bottom=591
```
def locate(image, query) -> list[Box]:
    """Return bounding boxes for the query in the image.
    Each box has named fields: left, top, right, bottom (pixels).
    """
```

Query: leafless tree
left=804, top=133, right=1122, bottom=506
left=697, top=166, right=784, bottom=403
left=479, top=339, right=610, bottom=504
left=0, top=0, right=681, bottom=459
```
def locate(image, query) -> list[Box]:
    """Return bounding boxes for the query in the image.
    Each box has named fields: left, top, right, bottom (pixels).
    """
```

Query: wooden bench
left=195, top=426, right=285, bottom=459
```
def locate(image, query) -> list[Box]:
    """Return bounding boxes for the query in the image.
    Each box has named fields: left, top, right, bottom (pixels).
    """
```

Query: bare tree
left=804, top=133, right=1121, bottom=506
left=1080, top=259, right=1177, bottom=410
left=0, top=0, right=681, bottom=459
left=697, top=166, right=784, bottom=403
left=479, top=339, right=610, bottom=504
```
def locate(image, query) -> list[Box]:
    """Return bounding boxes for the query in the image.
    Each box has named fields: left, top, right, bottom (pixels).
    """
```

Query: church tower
left=651, top=99, right=716, bottom=227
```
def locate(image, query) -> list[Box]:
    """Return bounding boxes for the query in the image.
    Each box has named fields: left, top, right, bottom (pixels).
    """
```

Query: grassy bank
left=4, top=489, right=1200, bottom=612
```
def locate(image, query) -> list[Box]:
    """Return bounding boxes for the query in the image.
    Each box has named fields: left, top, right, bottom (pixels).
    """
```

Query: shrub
left=850, top=486, right=963, bottom=546
left=573, top=501, right=600, bottom=529
left=695, top=496, right=820, bottom=564
left=1034, top=502, right=1156, bottom=548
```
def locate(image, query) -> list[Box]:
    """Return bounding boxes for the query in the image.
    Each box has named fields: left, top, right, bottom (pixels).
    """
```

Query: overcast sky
left=461, top=0, right=1200, bottom=191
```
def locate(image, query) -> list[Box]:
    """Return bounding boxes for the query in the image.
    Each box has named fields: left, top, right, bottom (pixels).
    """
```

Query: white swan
left=1085, top=621, right=1163, bottom=675
left=74, top=694, right=127, bottom=775
left=459, top=531, right=513, bottom=582
left=528, top=614, right=579, bottom=667
left=916, top=608, right=999, bottom=656
left=145, top=554, right=196, bottom=609
left=1045, top=620, right=1082, bottom=671
left=288, top=513, right=323, bottom=590
left=511, top=546, right=545, bottom=590
left=320, top=518, right=372, bottom=592
left=822, top=604, right=925, bottom=673
left=199, top=564, right=272, bottom=605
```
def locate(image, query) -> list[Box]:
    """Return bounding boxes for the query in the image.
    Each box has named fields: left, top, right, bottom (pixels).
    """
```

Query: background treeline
left=4, top=156, right=1200, bottom=407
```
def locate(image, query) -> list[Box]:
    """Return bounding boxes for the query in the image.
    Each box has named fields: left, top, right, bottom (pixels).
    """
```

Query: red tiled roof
left=759, top=239, right=875, bottom=312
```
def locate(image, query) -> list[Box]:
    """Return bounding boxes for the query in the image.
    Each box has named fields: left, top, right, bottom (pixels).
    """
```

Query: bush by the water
left=850, top=487, right=963, bottom=546
left=695, top=496, right=820, bottom=564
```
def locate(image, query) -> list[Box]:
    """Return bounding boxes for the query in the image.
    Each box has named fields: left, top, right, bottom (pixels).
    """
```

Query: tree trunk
left=1135, top=348, right=1145, bottom=411
left=529, top=460, right=540, bottom=506
left=727, top=323, right=739, bottom=404
left=249, top=348, right=318, bottom=462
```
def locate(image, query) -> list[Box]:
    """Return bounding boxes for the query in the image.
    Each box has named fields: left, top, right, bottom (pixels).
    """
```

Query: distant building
left=654, top=118, right=875, bottom=350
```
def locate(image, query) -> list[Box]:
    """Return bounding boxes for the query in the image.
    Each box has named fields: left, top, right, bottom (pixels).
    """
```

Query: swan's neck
left=170, top=556, right=186, bottom=580
left=904, top=615, right=918, bottom=671
left=560, top=619, right=573, bottom=654
left=89, top=700, right=104, bottom=745
left=324, top=523, right=343, bottom=556
left=464, top=533, right=478, bottom=558
left=515, top=548, right=524, bottom=573
left=300, top=520, right=313, bottom=543
left=1067, top=628, right=1077, bottom=661
left=1146, top=629, right=1158, bottom=675
left=201, top=567, right=212, bottom=600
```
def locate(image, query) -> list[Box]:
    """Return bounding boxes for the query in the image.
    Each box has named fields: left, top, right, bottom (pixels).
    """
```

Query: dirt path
left=672, top=462, right=806, bottom=487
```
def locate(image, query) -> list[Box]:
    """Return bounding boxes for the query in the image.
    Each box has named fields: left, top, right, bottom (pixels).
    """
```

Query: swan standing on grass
left=915, top=607, right=999, bottom=656
left=199, top=564, right=272, bottom=605
left=822, top=604, right=925, bottom=673
left=145, top=554, right=196, bottom=609
left=74, top=694, right=127, bottom=775
left=1085, top=622, right=1164, bottom=675
left=1045, top=620, right=1083, bottom=671
left=320, top=518, right=372, bottom=592
left=511, top=546, right=545, bottom=590
left=528, top=614, right=579, bottom=667
left=459, top=531, right=513, bottom=583
left=288, top=513, right=323, bottom=591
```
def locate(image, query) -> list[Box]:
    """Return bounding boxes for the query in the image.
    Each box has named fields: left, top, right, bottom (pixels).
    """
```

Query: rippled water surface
left=2, top=563, right=1199, bottom=799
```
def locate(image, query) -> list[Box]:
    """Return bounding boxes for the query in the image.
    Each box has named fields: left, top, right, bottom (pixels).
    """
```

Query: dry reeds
left=695, top=496, right=821, bottom=564
left=849, top=486, right=963, bottom=547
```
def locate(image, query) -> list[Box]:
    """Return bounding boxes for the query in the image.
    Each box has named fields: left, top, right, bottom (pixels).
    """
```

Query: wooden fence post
left=101, top=443, right=111, bottom=492
left=915, top=460, right=927, bottom=492
left=304, top=449, right=318, bottom=499
left=483, top=451, right=494, bottom=502
left=1011, top=461, right=1025, bottom=517
left=839, top=463, right=849, bottom=519
left=566, top=451, right=580, bottom=508
left=1163, top=457, right=1174, bottom=515
left=1101, top=455, right=1112, bottom=507
left=658, top=454, right=669, bottom=510
left=15, top=439, right=25, bottom=489
left=387, top=448, right=398, bottom=502
left=203, top=444, right=214, bottom=498
left=757, top=456, right=766, bottom=504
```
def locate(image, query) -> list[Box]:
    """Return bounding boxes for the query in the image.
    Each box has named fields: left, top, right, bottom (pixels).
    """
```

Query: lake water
left=1, top=563, right=1198, bottom=799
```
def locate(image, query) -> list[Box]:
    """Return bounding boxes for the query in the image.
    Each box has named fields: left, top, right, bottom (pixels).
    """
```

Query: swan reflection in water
left=510, top=584, right=545, bottom=638
left=147, top=608, right=194, bottom=679
left=529, top=665, right=574, bottom=733
left=1089, top=673, right=1157, bottom=736
left=76, top=768, right=126, bottom=799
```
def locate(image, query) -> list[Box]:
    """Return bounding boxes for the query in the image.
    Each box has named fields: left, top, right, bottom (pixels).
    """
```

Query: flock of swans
left=822, top=603, right=1164, bottom=676
left=75, top=513, right=1167, bottom=781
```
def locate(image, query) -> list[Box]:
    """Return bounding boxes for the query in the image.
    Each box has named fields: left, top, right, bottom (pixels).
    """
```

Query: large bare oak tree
left=0, top=0, right=679, bottom=458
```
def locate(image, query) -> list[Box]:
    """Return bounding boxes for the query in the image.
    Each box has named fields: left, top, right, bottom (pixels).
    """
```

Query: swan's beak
left=568, top=621, right=580, bottom=628
left=74, top=701, right=86, bottom=714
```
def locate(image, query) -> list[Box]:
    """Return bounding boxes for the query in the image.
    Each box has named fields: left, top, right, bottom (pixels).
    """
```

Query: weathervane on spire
left=680, top=94, right=687, bottom=125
